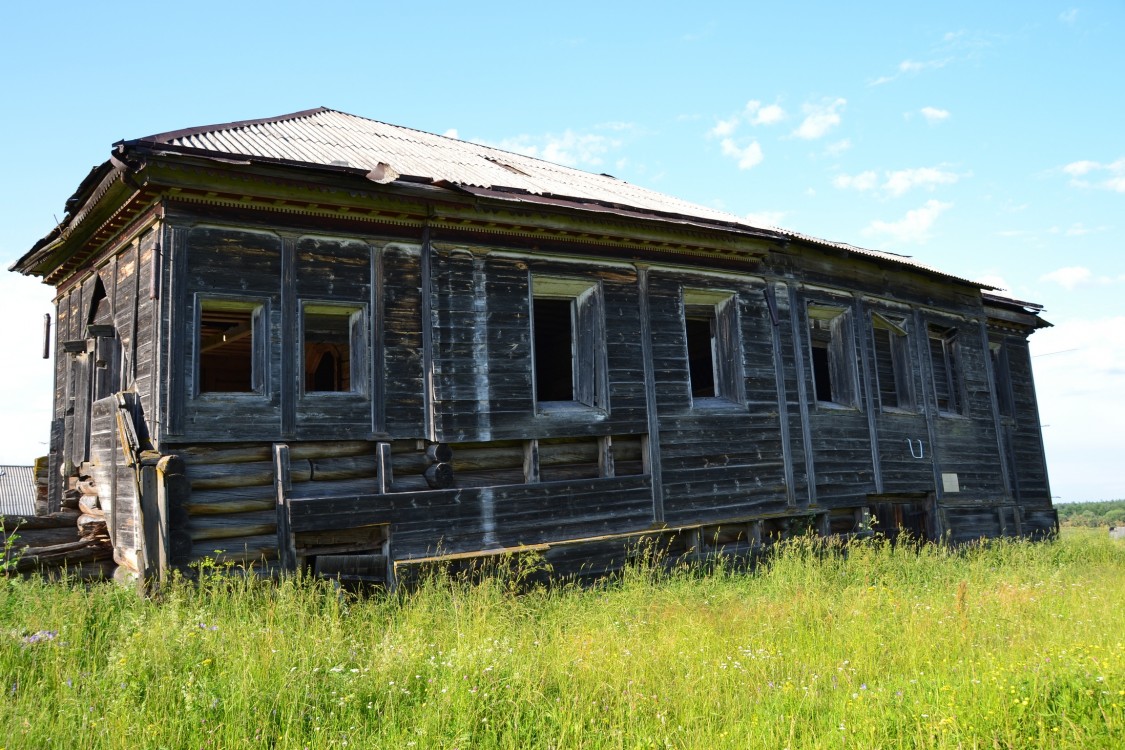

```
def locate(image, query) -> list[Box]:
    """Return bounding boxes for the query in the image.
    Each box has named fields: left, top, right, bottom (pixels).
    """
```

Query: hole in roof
left=484, top=156, right=530, bottom=177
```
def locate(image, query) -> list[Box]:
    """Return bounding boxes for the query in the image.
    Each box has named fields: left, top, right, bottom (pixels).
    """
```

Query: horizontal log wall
left=174, top=434, right=651, bottom=567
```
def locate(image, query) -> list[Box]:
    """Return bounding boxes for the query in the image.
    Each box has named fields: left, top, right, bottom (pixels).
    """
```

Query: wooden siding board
left=382, top=245, right=426, bottom=437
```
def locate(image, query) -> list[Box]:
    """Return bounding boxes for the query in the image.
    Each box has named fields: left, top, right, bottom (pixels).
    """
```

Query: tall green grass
left=1, top=529, right=1122, bottom=749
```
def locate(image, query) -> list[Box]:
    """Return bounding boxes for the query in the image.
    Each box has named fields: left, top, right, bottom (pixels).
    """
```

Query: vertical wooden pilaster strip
left=785, top=283, right=817, bottom=507
left=598, top=435, right=615, bottom=478
left=376, top=442, right=393, bottom=494
left=766, top=284, right=796, bottom=507
left=636, top=266, right=664, bottom=523
left=420, top=225, right=437, bottom=442
left=281, top=236, right=297, bottom=438
left=167, top=225, right=187, bottom=436
left=523, top=439, right=540, bottom=484
left=153, top=459, right=172, bottom=583
left=914, top=310, right=944, bottom=501
left=273, top=444, right=296, bottom=572
left=979, top=321, right=1013, bottom=501
left=372, top=246, right=386, bottom=435
left=139, top=463, right=158, bottom=582
left=856, top=295, right=883, bottom=495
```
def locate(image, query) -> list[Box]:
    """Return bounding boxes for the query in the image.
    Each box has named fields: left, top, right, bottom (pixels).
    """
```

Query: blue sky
left=1, top=2, right=1122, bottom=501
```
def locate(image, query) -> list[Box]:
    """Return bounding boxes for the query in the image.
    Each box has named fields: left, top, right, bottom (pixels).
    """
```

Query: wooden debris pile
left=1, top=463, right=114, bottom=579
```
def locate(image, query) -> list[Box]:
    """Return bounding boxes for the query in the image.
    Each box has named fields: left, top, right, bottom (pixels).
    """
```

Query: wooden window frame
left=194, top=295, right=269, bottom=398
left=299, top=301, right=368, bottom=397
left=871, top=312, right=913, bottom=412
left=530, top=276, right=608, bottom=413
left=682, top=288, right=744, bottom=407
left=928, top=324, right=964, bottom=416
left=807, top=302, right=858, bottom=408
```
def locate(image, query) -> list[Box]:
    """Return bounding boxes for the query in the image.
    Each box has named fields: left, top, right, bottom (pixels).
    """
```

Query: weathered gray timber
left=12, top=109, right=1057, bottom=584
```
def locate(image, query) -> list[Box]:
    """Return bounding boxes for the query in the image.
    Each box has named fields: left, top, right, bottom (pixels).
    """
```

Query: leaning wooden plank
left=0, top=510, right=81, bottom=530
left=273, top=444, right=296, bottom=571
left=2, top=527, right=79, bottom=548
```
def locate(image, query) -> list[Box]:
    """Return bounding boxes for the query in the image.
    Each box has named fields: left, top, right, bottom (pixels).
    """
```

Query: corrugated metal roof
left=0, top=466, right=37, bottom=517
left=129, top=108, right=983, bottom=286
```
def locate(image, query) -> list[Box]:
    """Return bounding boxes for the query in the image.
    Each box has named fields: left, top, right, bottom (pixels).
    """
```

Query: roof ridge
left=126, top=107, right=332, bottom=145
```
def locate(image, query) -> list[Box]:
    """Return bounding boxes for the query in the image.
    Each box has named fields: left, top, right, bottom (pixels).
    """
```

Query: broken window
left=198, top=298, right=264, bottom=394
left=989, top=341, right=1013, bottom=418
left=531, top=277, right=606, bottom=409
left=683, top=289, right=743, bottom=404
left=871, top=312, right=912, bottom=410
left=302, top=304, right=364, bottom=393
left=928, top=325, right=962, bottom=414
left=808, top=303, right=857, bottom=407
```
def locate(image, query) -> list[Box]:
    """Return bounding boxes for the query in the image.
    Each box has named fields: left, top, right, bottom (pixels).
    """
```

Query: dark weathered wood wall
left=46, top=208, right=1055, bottom=570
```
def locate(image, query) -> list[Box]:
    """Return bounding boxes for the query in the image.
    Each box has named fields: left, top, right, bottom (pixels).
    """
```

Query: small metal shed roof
left=0, top=466, right=37, bottom=517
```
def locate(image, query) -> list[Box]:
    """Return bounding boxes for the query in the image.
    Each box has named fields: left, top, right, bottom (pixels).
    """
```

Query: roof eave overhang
left=10, top=159, right=135, bottom=278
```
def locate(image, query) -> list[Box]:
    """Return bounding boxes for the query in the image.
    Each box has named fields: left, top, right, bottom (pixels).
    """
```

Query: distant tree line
left=1056, top=500, right=1125, bottom=528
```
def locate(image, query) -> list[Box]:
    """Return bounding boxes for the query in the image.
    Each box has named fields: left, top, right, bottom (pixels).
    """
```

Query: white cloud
left=920, top=106, right=950, bottom=123
left=488, top=127, right=628, bottom=167
left=1041, top=266, right=1093, bottom=290
left=870, top=58, right=950, bottom=86
left=744, top=210, right=788, bottom=228
left=882, top=166, right=960, bottom=197
left=442, top=128, right=459, bottom=139
left=792, top=98, right=846, bottom=140
left=1062, top=160, right=1100, bottom=177
left=1061, top=158, right=1125, bottom=191
left=862, top=200, right=951, bottom=243
left=720, top=138, right=764, bottom=170
left=746, top=101, right=786, bottom=126
left=710, top=116, right=739, bottom=138
left=833, top=165, right=960, bottom=196
left=833, top=171, right=878, bottom=191
left=825, top=139, right=852, bottom=156
left=710, top=100, right=785, bottom=138
left=1059, top=8, right=1079, bottom=24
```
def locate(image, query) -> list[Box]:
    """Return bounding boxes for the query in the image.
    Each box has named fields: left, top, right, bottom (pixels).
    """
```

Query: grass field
left=1, top=528, right=1122, bottom=749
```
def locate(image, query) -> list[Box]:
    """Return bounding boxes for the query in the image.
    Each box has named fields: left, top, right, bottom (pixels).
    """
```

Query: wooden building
left=11, top=108, right=1056, bottom=584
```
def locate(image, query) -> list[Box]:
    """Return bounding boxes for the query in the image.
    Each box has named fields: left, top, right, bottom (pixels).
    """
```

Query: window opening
left=685, top=311, right=717, bottom=398
left=928, top=325, right=962, bottom=414
left=303, top=309, right=356, bottom=392
left=199, top=299, right=260, bottom=393
left=532, top=297, right=575, bottom=402
left=531, top=277, right=605, bottom=409
left=871, top=313, right=911, bottom=410
left=807, top=303, right=856, bottom=407
left=683, top=289, right=742, bottom=404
